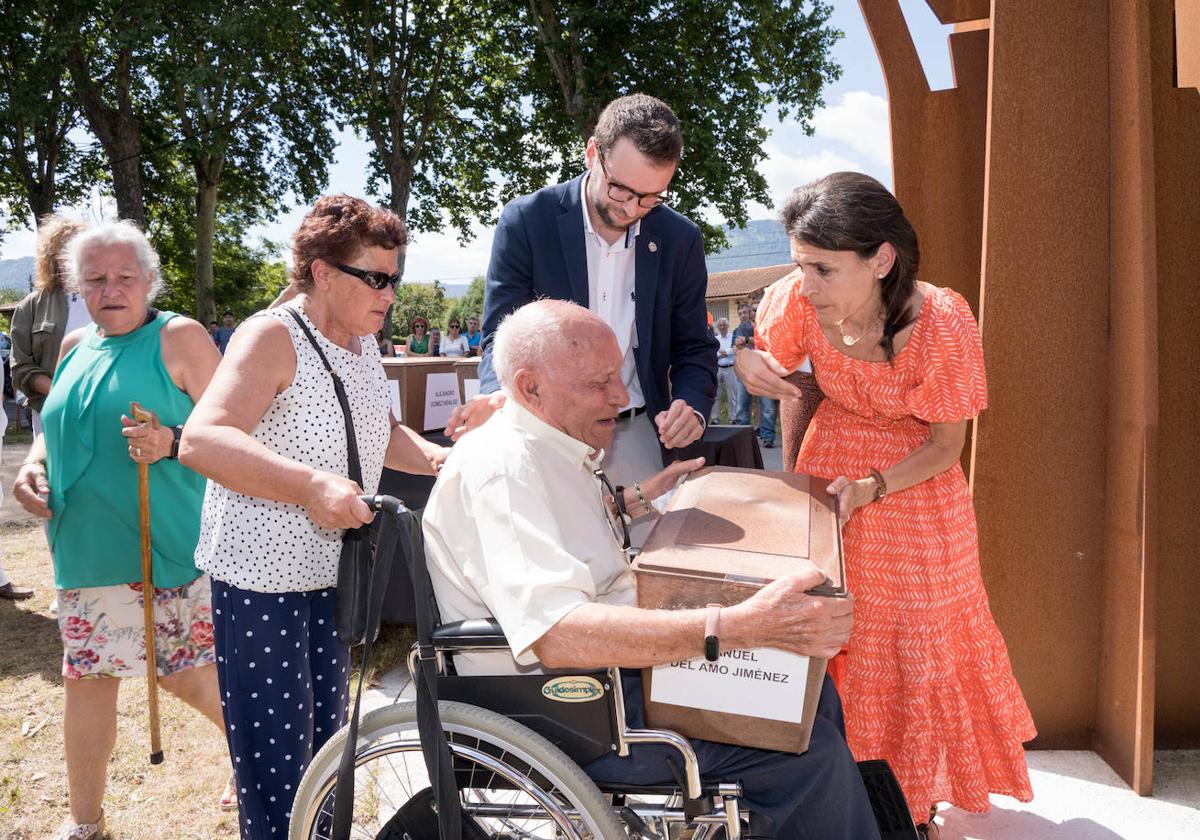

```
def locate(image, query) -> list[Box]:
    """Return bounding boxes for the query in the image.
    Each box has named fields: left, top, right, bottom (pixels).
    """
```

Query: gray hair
left=61, top=220, right=164, bottom=302
left=492, top=299, right=608, bottom=392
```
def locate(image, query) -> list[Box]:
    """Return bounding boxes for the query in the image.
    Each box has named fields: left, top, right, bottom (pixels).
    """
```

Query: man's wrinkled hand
left=655, top=399, right=703, bottom=449
left=445, top=392, right=507, bottom=441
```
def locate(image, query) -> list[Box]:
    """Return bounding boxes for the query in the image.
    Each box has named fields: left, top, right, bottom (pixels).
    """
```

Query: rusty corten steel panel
left=1151, top=0, right=1200, bottom=752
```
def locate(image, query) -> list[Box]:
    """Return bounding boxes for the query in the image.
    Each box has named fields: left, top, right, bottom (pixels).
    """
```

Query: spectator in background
left=208, top=320, right=220, bottom=344
left=731, top=303, right=756, bottom=426
left=465, top=315, right=482, bottom=356
left=752, top=302, right=778, bottom=448
left=0, top=330, right=12, bottom=397
left=429, top=326, right=442, bottom=357
left=440, top=318, right=469, bottom=357
left=213, top=310, right=236, bottom=354
left=9, top=215, right=87, bottom=437
left=405, top=317, right=431, bottom=355
left=376, top=327, right=395, bottom=357
left=710, top=317, right=736, bottom=424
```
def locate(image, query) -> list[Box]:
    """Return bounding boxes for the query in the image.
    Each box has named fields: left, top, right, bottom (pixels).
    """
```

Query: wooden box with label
left=631, top=465, right=845, bottom=753
left=380, top=357, right=462, bottom=432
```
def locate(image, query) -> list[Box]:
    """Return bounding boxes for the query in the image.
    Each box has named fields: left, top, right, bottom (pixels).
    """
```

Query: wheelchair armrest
left=432, top=618, right=510, bottom=650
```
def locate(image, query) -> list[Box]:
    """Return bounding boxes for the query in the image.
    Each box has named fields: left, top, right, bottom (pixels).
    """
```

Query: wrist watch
left=168, top=425, right=184, bottom=460
left=704, top=603, right=722, bottom=662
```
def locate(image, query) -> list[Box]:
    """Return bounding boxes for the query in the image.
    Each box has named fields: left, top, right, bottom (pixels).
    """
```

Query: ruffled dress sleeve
left=754, top=270, right=810, bottom=372
left=905, top=288, right=988, bottom=423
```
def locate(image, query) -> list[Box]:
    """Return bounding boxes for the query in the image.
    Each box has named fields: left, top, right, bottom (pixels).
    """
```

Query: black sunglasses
left=330, top=260, right=401, bottom=291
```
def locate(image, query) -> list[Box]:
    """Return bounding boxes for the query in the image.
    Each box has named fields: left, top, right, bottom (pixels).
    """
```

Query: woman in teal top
left=404, top=316, right=431, bottom=354
left=12, top=221, right=233, bottom=839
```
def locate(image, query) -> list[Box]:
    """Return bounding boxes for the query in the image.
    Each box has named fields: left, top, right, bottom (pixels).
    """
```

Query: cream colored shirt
left=423, top=399, right=637, bottom=675
left=581, top=172, right=645, bottom=412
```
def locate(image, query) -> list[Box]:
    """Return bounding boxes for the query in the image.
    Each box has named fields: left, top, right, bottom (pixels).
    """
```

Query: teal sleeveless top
left=408, top=334, right=430, bottom=354
left=42, top=311, right=206, bottom=590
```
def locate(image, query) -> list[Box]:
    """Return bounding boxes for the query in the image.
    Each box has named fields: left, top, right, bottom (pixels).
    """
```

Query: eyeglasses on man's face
left=330, top=260, right=401, bottom=291
left=594, top=469, right=631, bottom=552
left=597, top=151, right=670, bottom=209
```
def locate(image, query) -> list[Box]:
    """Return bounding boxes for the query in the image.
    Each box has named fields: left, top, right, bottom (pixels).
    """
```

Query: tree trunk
left=389, top=161, right=413, bottom=283
left=195, top=176, right=219, bottom=323
left=109, top=133, right=146, bottom=228
left=67, top=44, right=147, bottom=228
left=25, top=185, right=55, bottom=226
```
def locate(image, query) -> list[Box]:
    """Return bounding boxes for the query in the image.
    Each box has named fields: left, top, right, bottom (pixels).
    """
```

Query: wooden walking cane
left=131, top=402, right=164, bottom=765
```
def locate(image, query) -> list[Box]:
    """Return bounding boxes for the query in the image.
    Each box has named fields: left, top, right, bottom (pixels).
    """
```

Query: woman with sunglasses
left=404, top=317, right=430, bottom=356
left=440, top=318, right=470, bottom=357
left=179, top=194, right=448, bottom=836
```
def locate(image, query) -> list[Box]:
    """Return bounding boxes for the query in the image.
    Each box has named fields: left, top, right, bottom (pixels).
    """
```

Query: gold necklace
left=836, top=310, right=883, bottom=347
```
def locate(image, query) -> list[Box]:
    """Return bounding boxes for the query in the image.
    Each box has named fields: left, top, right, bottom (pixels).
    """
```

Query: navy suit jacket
left=479, top=175, right=718, bottom=421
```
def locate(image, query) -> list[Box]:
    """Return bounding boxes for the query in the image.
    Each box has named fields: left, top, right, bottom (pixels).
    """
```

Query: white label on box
left=650, top=648, right=810, bottom=724
left=423, top=372, right=461, bottom=432
left=463, top=378, right=480, bottom=401
left=390, top=379, right=403, bottom=424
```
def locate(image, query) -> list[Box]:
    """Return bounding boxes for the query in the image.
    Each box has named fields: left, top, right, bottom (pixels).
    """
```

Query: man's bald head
left=493, top=300, right=629, bottom=450
left=493, top=300, right=612, bottom=391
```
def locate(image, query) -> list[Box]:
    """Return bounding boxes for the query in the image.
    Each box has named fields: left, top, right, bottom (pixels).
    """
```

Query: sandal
left=53, top=810, right=106, bottom=840
left=219, top=773, right=238, bottom=811
left=916, top=805, right=940, bottom=840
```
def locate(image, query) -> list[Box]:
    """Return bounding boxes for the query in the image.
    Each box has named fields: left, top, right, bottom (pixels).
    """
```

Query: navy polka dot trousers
left=211, top=579, right=350, bottom=839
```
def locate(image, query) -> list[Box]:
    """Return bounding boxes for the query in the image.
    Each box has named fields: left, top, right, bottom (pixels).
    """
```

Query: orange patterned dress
left=756, top=279, right=1036, bottom=815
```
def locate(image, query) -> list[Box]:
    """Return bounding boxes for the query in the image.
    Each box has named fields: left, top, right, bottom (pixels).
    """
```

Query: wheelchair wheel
left=289, top=699, right=627, bottom=839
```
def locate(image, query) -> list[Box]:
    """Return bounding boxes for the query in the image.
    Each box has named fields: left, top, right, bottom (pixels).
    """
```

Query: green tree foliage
left=154, top=0, right=337, bottom=322
left=514, top=0, right=841, bottom=247
left=393, top=281, right=448, bottom=338
left=446, top=275, right=485, bottom=326
left=0, top=1, right=99, bottom=230
left=326, top=0, right=555, bottom=279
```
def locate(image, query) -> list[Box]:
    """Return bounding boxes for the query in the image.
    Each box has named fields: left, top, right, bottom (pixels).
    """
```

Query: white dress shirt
left=715, top=330, right=735, bottom=366
left=423, top=399, right=637, bottom=675
left=581, top=173, right=644, bottom=412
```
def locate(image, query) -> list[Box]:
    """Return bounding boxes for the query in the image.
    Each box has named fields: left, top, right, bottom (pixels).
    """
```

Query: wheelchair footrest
left=857, top=759, right=919, bottom=840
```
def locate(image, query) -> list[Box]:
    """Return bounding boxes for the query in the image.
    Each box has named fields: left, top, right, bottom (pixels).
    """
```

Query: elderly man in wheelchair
left=287, top=300, right=886, bottom=839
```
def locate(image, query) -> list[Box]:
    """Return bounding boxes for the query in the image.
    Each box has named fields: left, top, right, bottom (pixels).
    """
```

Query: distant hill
left=705, top=219, right=791, bottom=273
left=0, top=257, right=35, bottom=293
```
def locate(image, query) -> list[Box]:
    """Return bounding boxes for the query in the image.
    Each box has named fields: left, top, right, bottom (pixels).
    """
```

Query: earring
left=876, top=273, right=885, bottom=279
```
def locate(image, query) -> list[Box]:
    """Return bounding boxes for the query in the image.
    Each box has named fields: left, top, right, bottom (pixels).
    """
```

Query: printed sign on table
left=650, top=648, right=810, bottom=724
left=463, top=378, right=481, bottom=401
left=423, top=372, right=461, bottom=432
left=390, top=379, right=403, bottom=424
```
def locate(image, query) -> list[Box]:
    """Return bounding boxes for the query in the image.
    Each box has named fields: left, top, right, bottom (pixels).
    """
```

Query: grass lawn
left=0, top=520, right=413, bottom=839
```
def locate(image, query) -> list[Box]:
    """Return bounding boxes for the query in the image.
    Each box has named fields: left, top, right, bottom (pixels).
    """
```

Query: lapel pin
left=648, top=241, right=658, bottom=253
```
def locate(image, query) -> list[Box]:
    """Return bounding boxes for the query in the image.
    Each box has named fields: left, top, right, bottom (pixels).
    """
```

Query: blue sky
left=0, top=2, right=955, bottom=283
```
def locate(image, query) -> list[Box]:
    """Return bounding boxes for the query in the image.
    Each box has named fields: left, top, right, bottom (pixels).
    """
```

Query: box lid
left=632, top=466, right=843, bottom=587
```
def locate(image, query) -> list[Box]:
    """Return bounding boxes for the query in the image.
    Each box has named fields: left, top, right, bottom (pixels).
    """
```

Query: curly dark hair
left=780, top=172, right=920, bottom=362
left=593, top=94, right=683, bottom=164
left=290, top=194, right=408, bottom=290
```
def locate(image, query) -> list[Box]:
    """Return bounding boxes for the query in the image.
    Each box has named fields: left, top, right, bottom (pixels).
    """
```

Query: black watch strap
left=168, top=424, right=183, bottom=460
left=703, top=603, right=721, bottom=662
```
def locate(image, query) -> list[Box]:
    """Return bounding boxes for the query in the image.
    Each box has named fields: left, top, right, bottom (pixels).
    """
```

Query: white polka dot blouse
left=195, top=306, right=392, bottom=593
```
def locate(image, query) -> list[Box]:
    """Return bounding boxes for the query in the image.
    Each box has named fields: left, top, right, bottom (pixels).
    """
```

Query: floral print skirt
left=58, top=574, right=216, bottom=679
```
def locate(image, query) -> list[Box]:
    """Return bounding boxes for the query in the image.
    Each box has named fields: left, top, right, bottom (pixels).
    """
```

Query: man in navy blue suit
left=448, top=94, right=717, bottom=500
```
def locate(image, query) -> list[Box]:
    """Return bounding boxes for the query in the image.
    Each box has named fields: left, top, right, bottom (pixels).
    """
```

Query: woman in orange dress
left=736, top=172, right=1035, bottom=837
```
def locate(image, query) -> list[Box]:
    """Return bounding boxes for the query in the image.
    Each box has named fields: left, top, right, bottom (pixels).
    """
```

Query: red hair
left=290, top=195, right=407, bottom=290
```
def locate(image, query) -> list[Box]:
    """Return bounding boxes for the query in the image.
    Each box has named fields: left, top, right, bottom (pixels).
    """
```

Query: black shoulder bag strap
left=285, top=308, right=461, bottom=840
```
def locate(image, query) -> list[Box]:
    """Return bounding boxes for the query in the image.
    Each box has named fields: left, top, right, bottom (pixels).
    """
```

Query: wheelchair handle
left=359, top=494, right=407, bottom=516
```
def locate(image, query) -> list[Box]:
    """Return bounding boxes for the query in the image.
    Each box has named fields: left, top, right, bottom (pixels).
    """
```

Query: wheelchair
left=287, top=499, right=916, bottom=840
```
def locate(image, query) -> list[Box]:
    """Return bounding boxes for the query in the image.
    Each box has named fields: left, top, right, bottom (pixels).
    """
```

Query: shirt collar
left=505, top=398, right=603, bottom=469
left=580, top=171, right=640, bottom=249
